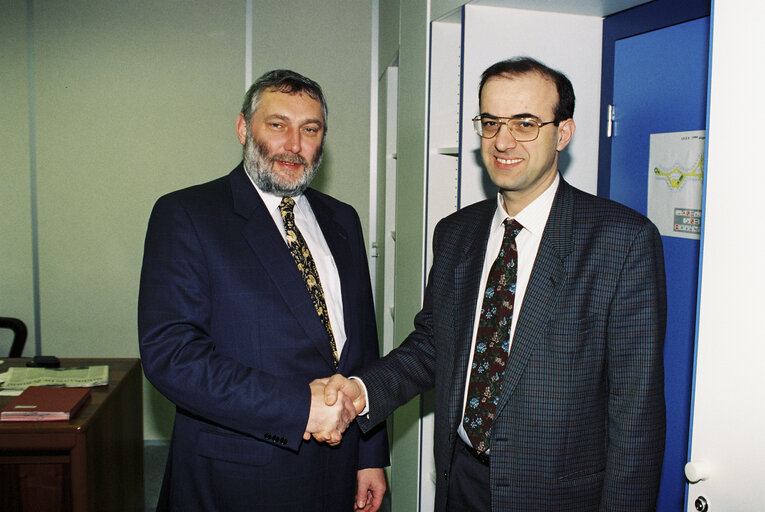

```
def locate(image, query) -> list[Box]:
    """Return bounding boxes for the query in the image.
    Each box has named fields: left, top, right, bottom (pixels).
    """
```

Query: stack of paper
left=0, top=365, right=109, bottom=390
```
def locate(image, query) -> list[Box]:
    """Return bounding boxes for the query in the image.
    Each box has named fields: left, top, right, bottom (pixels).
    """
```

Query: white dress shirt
left=249, top=180, right=348, bottom=357
left=458, top=174, right=560, bottom=447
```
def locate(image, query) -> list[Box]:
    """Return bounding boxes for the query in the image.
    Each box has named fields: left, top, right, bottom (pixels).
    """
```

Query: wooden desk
left=0, top=359, right=144, bottom=511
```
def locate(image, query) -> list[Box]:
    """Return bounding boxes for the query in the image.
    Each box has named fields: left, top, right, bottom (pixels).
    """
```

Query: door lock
left=694, top=496, right=708, bottom=512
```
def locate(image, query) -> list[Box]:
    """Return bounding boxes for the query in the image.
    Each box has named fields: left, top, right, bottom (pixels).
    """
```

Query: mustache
left=269, top=153, right=308, bottom=167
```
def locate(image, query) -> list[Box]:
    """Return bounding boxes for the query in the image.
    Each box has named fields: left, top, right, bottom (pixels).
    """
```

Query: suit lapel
left=496, top=179, right=574, bottom=415
left=447, top=202, right=496, bottom=432
left=230, top=167, right=337, bottom=368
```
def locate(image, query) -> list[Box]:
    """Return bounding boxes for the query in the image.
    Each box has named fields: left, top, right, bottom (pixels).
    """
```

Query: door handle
left=685, top=460, right=712, bottom=483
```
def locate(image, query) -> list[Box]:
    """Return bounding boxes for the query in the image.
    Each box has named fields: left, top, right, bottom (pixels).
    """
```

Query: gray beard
left=243, top=132, right=322, bottom=197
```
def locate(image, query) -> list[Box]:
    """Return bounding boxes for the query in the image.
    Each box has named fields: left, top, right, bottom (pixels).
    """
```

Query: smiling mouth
left=272, top=156, right=307, bottom=170
left=495, top=156, right=523, bottom=165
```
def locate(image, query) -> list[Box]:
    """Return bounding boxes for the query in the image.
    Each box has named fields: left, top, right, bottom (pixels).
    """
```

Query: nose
left=493, top=122, right=518, bottom=151
left=285, top=127, right=302, bottom=154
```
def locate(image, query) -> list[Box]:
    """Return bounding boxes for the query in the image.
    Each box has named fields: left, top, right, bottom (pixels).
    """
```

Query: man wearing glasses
left=323, top=57, right=667, bottom=511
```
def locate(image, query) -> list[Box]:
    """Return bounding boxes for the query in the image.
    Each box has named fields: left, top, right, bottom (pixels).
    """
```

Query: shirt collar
left=492, top=173, right=560, bottom=237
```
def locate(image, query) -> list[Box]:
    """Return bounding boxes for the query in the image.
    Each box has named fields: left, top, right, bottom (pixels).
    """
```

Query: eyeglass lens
left=473, top=118, right=539, bottom=141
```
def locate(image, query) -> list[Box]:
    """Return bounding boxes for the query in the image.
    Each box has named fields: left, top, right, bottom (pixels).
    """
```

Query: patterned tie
left=279, top=197, right=339, bottom=367
left=463, top=218, right=523, bottom=454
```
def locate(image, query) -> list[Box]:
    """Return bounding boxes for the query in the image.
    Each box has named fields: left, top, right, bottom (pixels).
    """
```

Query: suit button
left=443, top=471, right=448, bottom=481
left=281, top=437, right=287, bottom=444
left=265, top=433, right=271, bottom=440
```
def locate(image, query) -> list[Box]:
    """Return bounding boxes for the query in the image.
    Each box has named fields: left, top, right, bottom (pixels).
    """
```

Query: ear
left=555, top=118, right=575, bottom=152
left=235, top=113, right=248, bottom=146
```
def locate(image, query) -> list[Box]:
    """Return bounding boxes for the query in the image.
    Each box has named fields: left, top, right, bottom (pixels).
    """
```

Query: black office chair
left=0, top=317, right=27, bottom=358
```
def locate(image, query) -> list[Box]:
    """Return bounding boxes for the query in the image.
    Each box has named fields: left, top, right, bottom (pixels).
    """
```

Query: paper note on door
left=647, top=130, right=706, bottom=239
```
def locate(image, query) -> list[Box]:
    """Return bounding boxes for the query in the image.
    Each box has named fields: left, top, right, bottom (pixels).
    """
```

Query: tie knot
left=279, top=197, right=296, bottom=213
left=279, top=197, right=296, bottom=223
left=503, top=218, right=523, bottom=240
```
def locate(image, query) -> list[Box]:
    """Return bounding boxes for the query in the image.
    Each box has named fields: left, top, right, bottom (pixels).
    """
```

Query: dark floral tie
left=463, top=218, right=523, bottom=454
left=279, top=197, right=338, bottom=367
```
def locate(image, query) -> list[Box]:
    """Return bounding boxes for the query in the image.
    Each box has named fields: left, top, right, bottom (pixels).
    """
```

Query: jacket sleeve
left=345, top=210, right=391, bottom=469
left=356, top=223, right=444, bottom=433
left=601, top=220, right=667, bottom=510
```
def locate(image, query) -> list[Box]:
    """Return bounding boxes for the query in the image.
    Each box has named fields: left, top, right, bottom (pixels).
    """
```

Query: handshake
left=303, top=374, right=367, bottom=445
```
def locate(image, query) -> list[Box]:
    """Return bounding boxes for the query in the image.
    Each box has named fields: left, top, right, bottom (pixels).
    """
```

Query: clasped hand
left=303, top=375, right=367, bottom=446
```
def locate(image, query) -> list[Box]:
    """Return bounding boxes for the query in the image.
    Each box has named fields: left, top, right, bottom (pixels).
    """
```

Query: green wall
left=250, top=0, right=374, bottom=214
left=376, top=0, right=430, bottom=509
left=1, top=0, right=373, bottom=441
left=1, top=2, right=35, bottom=356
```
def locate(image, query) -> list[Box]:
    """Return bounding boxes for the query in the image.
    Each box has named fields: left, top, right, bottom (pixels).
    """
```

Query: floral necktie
left=463, top=218, right=523, bottom=453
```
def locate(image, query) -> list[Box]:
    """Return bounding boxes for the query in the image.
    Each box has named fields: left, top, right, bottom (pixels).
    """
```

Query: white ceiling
left=470, top=0, right=653, bottom=17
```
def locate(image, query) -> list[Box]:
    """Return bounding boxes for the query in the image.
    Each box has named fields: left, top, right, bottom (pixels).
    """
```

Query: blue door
left=600, top=3, right=711, bottom=510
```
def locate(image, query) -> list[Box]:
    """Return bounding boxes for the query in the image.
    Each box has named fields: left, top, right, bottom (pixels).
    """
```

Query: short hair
left=240, top=69, right=328, bottom=131
left=479, top=57, right=575, bottom=122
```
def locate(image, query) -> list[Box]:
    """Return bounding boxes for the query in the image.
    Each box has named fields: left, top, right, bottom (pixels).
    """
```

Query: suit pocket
left=198, top=428, right=273, bottom=466
left=543, top=315, right=602, bottom=376
left=544, top=315, right=597, bottom=347
left=539, top=315, right=601, bottom=381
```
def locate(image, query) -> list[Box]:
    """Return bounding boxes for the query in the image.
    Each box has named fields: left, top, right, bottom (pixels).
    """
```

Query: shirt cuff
left=349, top=376, right=370, bottom=416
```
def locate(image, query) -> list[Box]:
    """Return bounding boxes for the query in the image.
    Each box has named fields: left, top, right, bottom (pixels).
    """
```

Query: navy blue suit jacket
left=358, top=177, right=666, bottom=511
left=138, top=164, right=388, bottom=511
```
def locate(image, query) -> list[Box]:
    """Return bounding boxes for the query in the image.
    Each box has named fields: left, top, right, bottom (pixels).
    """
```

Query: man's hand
left=324, top=374, right=367, bottom=414
left=303, top=378, right=357, bottom=445
left=355, top=468, right=386, bottom=512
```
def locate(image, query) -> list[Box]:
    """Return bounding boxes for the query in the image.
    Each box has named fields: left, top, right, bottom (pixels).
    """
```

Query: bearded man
left=138, top=70, right=388, bottom=512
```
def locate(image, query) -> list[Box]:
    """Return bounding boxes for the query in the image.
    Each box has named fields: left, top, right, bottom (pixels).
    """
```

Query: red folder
left=1, top=386, right=91, bottom=422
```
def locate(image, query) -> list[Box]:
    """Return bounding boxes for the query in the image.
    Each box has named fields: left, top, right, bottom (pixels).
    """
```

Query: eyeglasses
left=472, top=115, right=557, bottom=141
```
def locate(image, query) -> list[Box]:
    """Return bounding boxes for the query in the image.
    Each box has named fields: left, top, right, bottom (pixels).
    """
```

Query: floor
left=143, top=442, right=169, bottom=512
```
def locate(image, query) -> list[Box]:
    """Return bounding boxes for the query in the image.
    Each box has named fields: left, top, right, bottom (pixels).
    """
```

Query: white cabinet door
left=685, top=3, right=765, bottom=510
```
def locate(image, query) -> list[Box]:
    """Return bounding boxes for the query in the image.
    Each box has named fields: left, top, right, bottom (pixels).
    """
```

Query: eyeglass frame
left=471, top=114, right=559, bottom=142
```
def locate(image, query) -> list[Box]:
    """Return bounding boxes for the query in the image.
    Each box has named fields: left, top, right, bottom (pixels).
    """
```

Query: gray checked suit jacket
left=358, top=176, right=666, bottom=511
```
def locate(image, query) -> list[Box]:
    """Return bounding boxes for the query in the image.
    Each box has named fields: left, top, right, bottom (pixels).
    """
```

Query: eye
left=482, top=119, right=498, bottom=128
left=303, top=125, right=322, bottom=135
left=269, top=121, right=285, bottom=130
left=517, top=119, right=537, bottom=129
